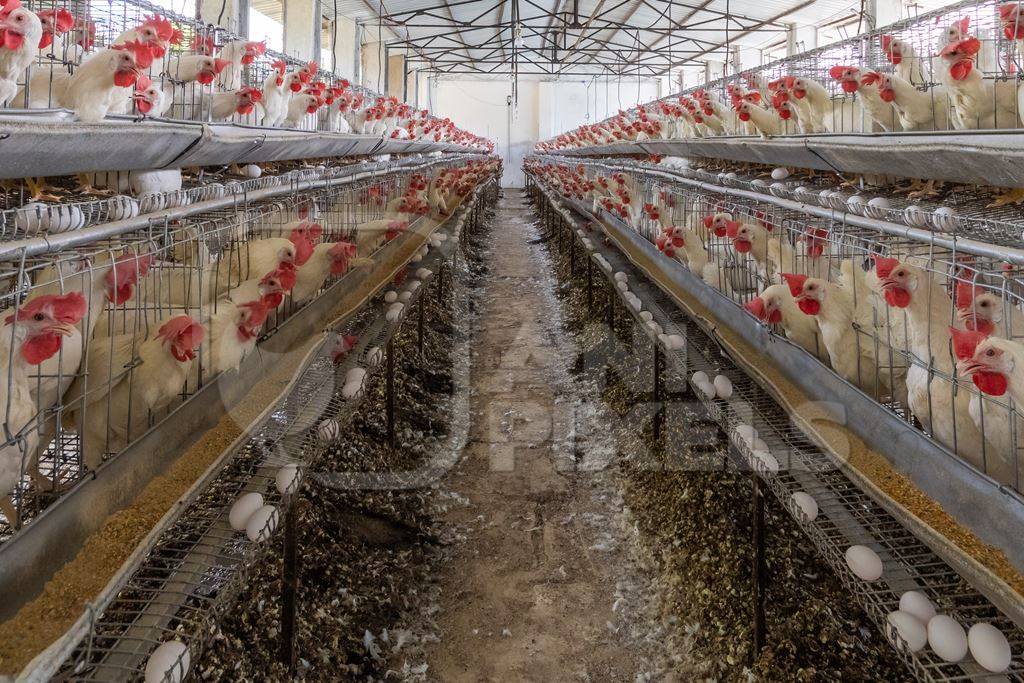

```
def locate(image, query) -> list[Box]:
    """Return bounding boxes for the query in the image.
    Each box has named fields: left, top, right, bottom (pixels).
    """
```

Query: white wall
left=427, top=76, right=660, bottom=189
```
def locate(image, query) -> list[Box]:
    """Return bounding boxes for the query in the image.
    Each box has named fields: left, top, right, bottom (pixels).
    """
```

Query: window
left=249, top=0, right=283, bottom=51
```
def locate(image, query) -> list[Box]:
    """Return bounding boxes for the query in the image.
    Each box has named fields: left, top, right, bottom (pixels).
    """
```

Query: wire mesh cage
left=529, top=156, right=1024, bottom=498
left=0, top=154, right=481, bottom=545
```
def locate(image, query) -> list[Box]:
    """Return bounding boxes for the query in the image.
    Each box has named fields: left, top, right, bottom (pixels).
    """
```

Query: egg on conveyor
left=930, top=206, right=958, bottom=233
left=345, top=367, right=366, bottom=385
left=927, top=615, right=968, bottom=663
left=245, top=504, right=280, bottom=542
left=399, top=291, right=413, bottom=303
left=646, top=321, right=663, bottom=336
left=416, top=268, right=432, bottom=279
left=666, top=334, right=685, bottom=350
left=769, top=182, right=787, bottom=197
left=903, top=204, right=928, bottom=227
left=243, top=164, right=262, bottom=178
left=317, top=418, right=340, bottom=441
left=342, top=381, right=363, bottom=399
left=411, top=254, right=423, bottom=263
left=790, top=492, right=818, bottom=521
left=724, top=172, right=737, bottom=181
left=845, top=545, right=883, bottom=581
left=275, top=463, right=302, bottom=495
left=846, top=194, right=867, bottom=215
left=639, top=311, right=653, bottom=322
left=137, top=192, right=166, bottom=214
left=753, top=450, right=779, bottom=473
left=107, top=195, right=141, bottom=221
left=15, top=203, right=86, bottom=235
left=898, top=591, right=936, bottom=624
left=365, top=346, right=383, bottom=367
left=386, top=304, right=404, bottom=322
left=733, top=424, right=757, bottom=445
left=229, top=492, right=264, bottom=531
left=712, top=375, right=733, bottom=399
left=968, top=622, right=1012, bottom=673
left=691, top=371, right=709, bottom=386
left=409, top=280, right=422, bottom=291
left=616, top=280, right=629, bottom=292
left=864, top=196, right=890, bottom=219
left=886, top=610, right=927, bottom=653
left=771, top=167, right=790, bottom=180
left=145, top=640, right=190, bottom=683
left=696, top=381, right=716, bottom=399
left=750, top=179, right=768, bottom=189
left=818, top=189, right=834, bottom=207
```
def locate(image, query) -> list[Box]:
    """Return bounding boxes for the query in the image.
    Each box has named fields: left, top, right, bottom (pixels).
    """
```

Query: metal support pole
left=280, top=500, right=300, bottom=672
left=653, top=344, right=663, bottom=440
left=386, top=337, right=396, bottom=448
left=586, top=258, right=593, bottom=309
left=751, top=475, right=767, bottom=662
left=417, top=296, right=425, bottom=354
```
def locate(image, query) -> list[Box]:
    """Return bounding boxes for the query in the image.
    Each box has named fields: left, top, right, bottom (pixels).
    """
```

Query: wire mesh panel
left=0, top=155, right=483, bottom=545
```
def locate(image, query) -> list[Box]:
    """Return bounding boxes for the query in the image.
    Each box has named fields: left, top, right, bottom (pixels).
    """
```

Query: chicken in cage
left=528, top=157, right=1024, bottom=494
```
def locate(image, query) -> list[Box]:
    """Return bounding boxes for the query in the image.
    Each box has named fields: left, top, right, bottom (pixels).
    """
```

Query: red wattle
left=798, top=298, right=821, bottom=316
left=21, top=333, right=62, bottom=365
left=950, top=59, right=973, bottom=81
left=733, top=239, right=752, bottom=253
left=974, top=371, right=1008, bottom=396
left=883, top=287, right=911, bottom=308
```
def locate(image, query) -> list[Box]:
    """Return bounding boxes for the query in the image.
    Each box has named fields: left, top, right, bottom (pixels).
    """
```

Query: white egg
left=107, top=195, right=140, bottom=221
left=793, top=185, right=813, bottom=197
left=667, top=334, right=685, bottom=349
left=927, top=615, right=968, bottom=663
left=968, top=623, right=1012, bottom=673
left=899, top=591, right=936, bottom=624
left=713, top=375, right=733, bottom=399
left=646, top=321, right=663, bottom=336
left=697, top=381, right=716, bottom=399
left=845, top=545, right=883, bottom=581
left=275, top=463, right=302, bottom=495
left=317, top=418, right=339, bottom=441
left=903, top=204, right=928, bottom=227
left=865, top=196, right=891, bottom=219
left=753, top=450, right=779, bottom=473
left=818, top=189, right=834, bottom=206
left=411, top=254, right=423, bottom=263
left=886, top=610, right=927, bottom=653
left=733, top=425, right=756, bottom=445
left=229, top=492, right=264, bottom=531
left=409, top=280, right=422, bottom=291
left=724, top=172, right=737, bottom=181
left=846, top=195, right=867, bottom=215
left=790, top=492, right=818, bottom=521
left=931, top=206, right=958, bottom=233
left=383, top=290, right=397, bottom=303
left=245, top=504, right=279, bottom=542
left=614, top=271, right=628, bottom=282
left=386, top=306, right=404, bottom=322
left=345, top=367, right=367, bottom=384
left=137, top=192, right=166, bottom=214
left=398, top=291, right=412, bottom=303
left=616, top=280, right=629, bottom=291
left=342, top=381, right=363, bottom=399
left=145, top=640, right=190, bottom=683
left=691, top=371, right=709, bottom=385
left=639, top=311, right=654, bottom=322
left=769, top=181, right=787, bottom=196
left=829, top=193, right=849, bottom=211
left=365, top=346, right=383, bottom=367
left=771, top=167, right=790, bottom=180
left=416, top=268, right=433, bottom=279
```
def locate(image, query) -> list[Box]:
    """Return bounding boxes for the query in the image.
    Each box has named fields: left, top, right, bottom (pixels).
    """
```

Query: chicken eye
left=980, top=301, right=990, bottom=307
left=987, top=349, right=996, bottom=357
left=33, top=313, right=45, bottom=321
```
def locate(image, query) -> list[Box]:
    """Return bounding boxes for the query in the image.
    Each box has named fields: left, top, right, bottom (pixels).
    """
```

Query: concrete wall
left=426, top=77, right=659, bottom=188
left=328, top=15, right=357, bottom=81
left=283, top=0, right=318, bottom=60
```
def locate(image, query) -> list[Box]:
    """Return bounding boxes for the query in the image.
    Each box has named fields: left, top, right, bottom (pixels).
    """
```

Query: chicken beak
left=49, top=321, right=78, bottom=337
left=957, top=359, right=985, bottom=377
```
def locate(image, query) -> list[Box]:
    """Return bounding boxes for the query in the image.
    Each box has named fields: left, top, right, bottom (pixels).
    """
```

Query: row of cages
left=0, top=154, right=492, bottom=543
left=526, top=156, right=1024, bottom=499
left=537, top=0, right=1024, bottom=148
left=0, top=0, right=487, bottom=145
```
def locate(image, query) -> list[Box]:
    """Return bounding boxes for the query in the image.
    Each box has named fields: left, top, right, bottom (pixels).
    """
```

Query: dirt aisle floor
left=424, top=191, right=661, bottom=681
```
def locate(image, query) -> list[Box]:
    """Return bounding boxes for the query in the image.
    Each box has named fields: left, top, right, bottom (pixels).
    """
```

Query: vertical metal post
left=417, top=296, right=425, bottom=354
left=653, top=344, right=663, bottom=440
left=751, top=475, right=767, bottom=662
left=386, top=337, right=396, bottom=448
left=586, top=257, right=593, bottom=309
left=280, top=500, right=299, bottom=672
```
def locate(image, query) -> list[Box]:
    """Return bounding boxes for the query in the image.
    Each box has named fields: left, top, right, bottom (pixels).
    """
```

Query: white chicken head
left=955, top=281, right=1005, bottom=335
left=1, top=0, right=42, bottom=53
left=873, top=256, right=919, bottom=308
left=156, top=315, right=205, bottom=362
left=951, top=327, right=1015, bottom=396
left=4, top=292, right=87, bottom=364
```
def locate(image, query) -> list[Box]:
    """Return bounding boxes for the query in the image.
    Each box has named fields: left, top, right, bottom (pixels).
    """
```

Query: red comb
left=781, top=273, right=807, bottom=297
left=860, top=71, right=883, bottom=86
left=950, top=326, right=986, bottom=360
left=872, top=255, right=899, bottom=278
left=955, top=280, right=981, bottom=309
